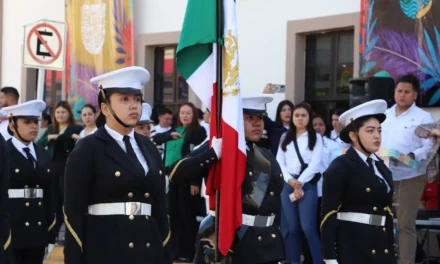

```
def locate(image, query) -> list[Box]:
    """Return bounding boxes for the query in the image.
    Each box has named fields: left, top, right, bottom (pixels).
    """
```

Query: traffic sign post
left=23, top=20, right=66, bottom=70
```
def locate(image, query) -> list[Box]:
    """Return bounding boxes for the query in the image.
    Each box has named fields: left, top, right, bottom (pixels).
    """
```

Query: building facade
left=1, top=0, right=439, bottom=118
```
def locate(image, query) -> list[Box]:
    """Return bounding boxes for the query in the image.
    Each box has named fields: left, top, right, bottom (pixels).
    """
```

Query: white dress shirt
left=79, top=127, right=97, bottom=139
left=11, top=137, right=37, bottom=166
left=318, top=136, right=339, bottom=197
left=104, top=125, right=149, bottom=175
left=381, top=103, right=434, bottom=181
left=353, top=148, right=391, bottom=193
left=276, top=131, right=323, bottom=185
left=331, top=129, right=351, bottom=149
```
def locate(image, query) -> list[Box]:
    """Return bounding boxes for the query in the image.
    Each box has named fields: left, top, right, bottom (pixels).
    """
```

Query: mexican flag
left=176, top=0, right=247, bottom=256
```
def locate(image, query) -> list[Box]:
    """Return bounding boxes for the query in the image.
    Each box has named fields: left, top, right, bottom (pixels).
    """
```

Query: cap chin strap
left=100, top=87, right=131, bottom=128
left=355, top=133, right=371, bottom=155
left=11, top=116, right=31, bottom=144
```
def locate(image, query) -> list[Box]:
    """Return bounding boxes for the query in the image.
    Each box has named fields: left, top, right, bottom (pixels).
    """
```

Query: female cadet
left=321, top=100, right=396, bottom=264
left=171, top=95, right=286, bottom=264
left=63, top=66, right=171, bottom=264
left=3, top=100, right=56, bottom=264
left=134, top=103, right=153, bottom=138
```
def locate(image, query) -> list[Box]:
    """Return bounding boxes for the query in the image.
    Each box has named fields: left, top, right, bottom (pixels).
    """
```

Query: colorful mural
left=65, top=0, right=134, bottom=117
left=360, top=0, right=440, bottom=106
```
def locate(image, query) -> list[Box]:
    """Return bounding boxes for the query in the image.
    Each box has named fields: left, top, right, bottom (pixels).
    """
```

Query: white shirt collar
left=353, top=147, right=379, bottom=163
left=11, top=136, right=36, bottom=158
left=392, top=102, right=416, bottom=117
left=104, top=124, right=135, bottom=141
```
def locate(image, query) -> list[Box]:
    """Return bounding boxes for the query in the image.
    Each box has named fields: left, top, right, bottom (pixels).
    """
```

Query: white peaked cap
left=90, top=66, right=150, bottom=94
left=242, top=95, right=273, bottom=114
left=3, top=100, right=46, bottom=119
left=138, top=103, right=152, bottom=124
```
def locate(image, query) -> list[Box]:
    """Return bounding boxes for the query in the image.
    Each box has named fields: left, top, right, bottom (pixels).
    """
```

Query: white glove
left=324, top=259, right=339, bottom=264
left=211, top=137, right=222, bottom=159
left=44, top=244, right=55, bottom=259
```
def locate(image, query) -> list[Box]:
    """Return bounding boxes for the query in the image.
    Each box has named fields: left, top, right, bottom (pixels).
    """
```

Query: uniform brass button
left=257, top=236, right=262, bottom=241
left=271, top=213, right=275, bottom=216
left=200, top=163, right=204, bottom=167
left=280, top=173, right=283, bottom=177
left=25, top=222, right=29, bottom=227
left=115, top=171, right=121, bottom=177
left=15, top=169, right=19, bottom=173
left=159, top=170, right=163, bottom=175
left=211, top=157, right=215, bottom=160
left=25, top=202, right=30, bottom=207
left=146, top=242, right=151, bottom=248
left=38, top=222, right=42, bottom=226
left=366, top=188, right=371, bottom=192
left=47, top=169, right=50, bottom=173
left=383, top=207, right=387, bottom=211
left=146, top=215, right=150, bottom=220
left=270, top=192, right=274, bottom=196
left=36, top=185, right=40, bottom=188
left=144, top=193, right=150, bottom=198
left=129, top=215, right=134, bottom=220
left=384, top=249, right=389, bottom=254
left=383, top=227, right=386, bottom=232
left=128, top=192, right=133, bottom=198
left=129, top=242, right=134, bottom=248
left=38, top=202, right=42, bottom=206
left=206, top=160, right=209, bottom=163
left=24, top=185, right=29, bottom=188
left=372, top=249, right=376, bottom=254
left=271, top=234, right=276, bottom=238
left=249, top=172, right=253, bottom=176
left=373, top=207, right=377, bottom=211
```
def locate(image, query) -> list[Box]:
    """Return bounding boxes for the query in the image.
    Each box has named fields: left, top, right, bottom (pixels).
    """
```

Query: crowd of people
left=0, top=68, right=438, bottom=264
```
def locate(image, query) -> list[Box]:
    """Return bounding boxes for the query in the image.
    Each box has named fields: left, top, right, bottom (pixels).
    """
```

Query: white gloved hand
left=211, top=137, right=222, bottom=159
left=44, top=244, right=55, bottom=259
left=324, top=259, right=339, bottom=264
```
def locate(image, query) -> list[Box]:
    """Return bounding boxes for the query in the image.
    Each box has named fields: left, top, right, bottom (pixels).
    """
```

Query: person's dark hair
left=178, top=103, right=201, bottom=141
left=396, top=73, right=420, bottom=93
left=97, top=90, right=115, bottom=108
left=42, top=112, right=52, bottom=125
left=158, top=107, right=173, bottom=116
left=313, top=113, right=328, bottom=132
left=332, top=108, right=346, bottom=117
left=281, top=102, right=317, bottom=152
left=81, top=104, right=97, bottom=114
left=197, top=108, right=204, bottom=120
left=275, top=100, right=294, bottom=126
left=52, top=101, right=75, bottom=133
left=1, top=87, right=19, bottom=102
left=345, top=115, right=380, bottom=143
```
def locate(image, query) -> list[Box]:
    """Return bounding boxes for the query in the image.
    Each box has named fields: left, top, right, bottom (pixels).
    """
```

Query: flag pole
left=214, top=0, right=223, bottom=261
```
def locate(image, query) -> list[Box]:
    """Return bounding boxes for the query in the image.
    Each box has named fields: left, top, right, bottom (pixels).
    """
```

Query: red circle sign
left=26, top=23, right=62, bottom=65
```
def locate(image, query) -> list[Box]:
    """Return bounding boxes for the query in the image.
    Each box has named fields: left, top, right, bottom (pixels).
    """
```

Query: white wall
left=136, top=0, right=360, bottom=118
left=1, top=0, right=65, bottom=97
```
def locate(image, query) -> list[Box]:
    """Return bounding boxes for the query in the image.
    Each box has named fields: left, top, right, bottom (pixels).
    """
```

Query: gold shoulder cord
left=320, top=204, right=342, bottom=230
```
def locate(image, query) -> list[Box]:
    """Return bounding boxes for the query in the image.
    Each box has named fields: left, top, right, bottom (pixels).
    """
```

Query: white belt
left=337, top=212, right=386, bottom=226
left=88, top=202, right=152, bottom=216
left=8, top=189, right=43, bottom=198
left=242, top=214, right=275, bottom=227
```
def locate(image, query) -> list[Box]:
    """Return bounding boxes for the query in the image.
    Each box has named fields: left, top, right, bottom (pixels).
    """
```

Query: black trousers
left=13, top=248, right=45, bottom=264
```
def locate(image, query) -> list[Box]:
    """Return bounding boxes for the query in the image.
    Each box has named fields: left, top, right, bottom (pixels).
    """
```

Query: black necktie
left=367, top=158, right=384, bottom=184
left=123, top=136, right=143, bottom=172
left=23, top=148, right=35, bottom=168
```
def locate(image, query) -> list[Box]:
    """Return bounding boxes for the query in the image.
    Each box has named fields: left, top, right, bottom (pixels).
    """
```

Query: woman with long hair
left=321, top=100, right=396, bottom=264
left=276, top=103, right=323, bottom=264
left=72, top=104, right=98, bottom=140
left=152, top=102, right=207, bottom=262
left=37, top=101, right=82, bottom=243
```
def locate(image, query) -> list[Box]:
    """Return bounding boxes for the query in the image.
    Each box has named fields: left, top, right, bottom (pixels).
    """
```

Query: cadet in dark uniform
left=134, top=103, right=153, bottom=138
left=3, top=100, right=56, bottom=264
left=321, top=100, right=396, bottom=264
left=0, top=132, right=12, bottom=264
left=63, top=66, right=171, bottom=264
left=171, top=95, right=286, bottom=264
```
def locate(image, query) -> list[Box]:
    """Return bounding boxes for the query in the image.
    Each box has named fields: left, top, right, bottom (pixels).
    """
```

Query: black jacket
left=321, top=147, right=396, bottom=264
left=7, top=140, right=56, bottom=249
left=0, top=134, right=12, bottom=263
left=63, top=127, right=171, bottom=264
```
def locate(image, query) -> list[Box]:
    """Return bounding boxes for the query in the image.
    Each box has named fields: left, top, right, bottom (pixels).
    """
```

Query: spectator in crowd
left=37, top=101, right=83, bottom=244
left=330, top=108, right=350, bottom=149
left=276, top=102, right=323, bottom=264
left=72, top=104, right=98, bottom=140
left=151, top=107, right=173, bottom=157
left=0, top=87, right=19, bottom=140
left=197, top=108, right=210, bottom=137
left=151, top=102, right=206, bottom=263
left=134, top=103, right=153, bottom=138
left=381, top=74, right=434, bottom=264
left=36, top=112, right=52, bottom=141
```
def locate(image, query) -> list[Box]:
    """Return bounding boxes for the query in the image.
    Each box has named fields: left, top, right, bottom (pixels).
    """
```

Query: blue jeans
left=281, top=183, right=322, bottom=264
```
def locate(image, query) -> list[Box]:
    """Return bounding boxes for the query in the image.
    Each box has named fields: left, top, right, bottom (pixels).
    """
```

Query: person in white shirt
left=197, top=108, right=210, bottom=138
left=381, top=74, right=434, bottom=264
left=0, top=87, right=19, bottom=140
left=72, top=104, right=98, bottom=141
left=321, top=99, right=396, bottom=264
left=330, top=108, right=351, bottom=149
left=276, top=102, right=323, bottom=264
left=150, top=107, right=173, bottom=157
